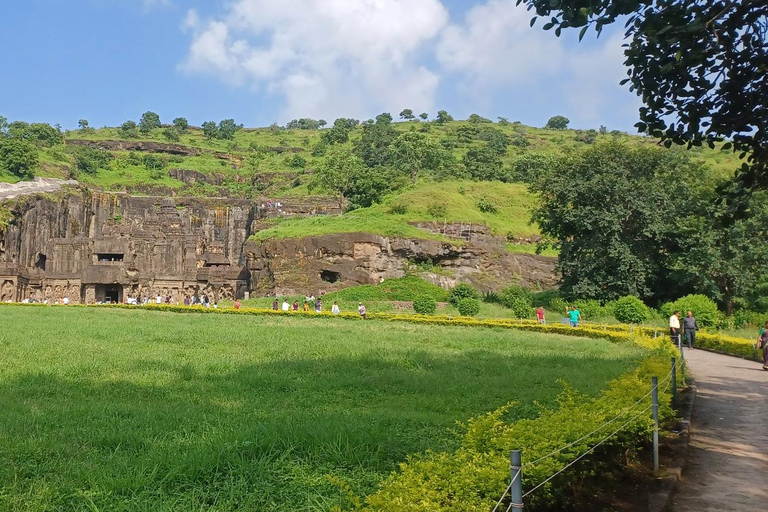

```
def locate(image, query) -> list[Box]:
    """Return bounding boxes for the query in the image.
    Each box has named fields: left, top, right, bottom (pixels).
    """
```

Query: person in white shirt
left=282, top=300, right=290, bottom=311
left=155, top=294, right=162, bottom=304
left=332, top=302, right=340, bottom=315
left=62, top=296, right=69, bottom=305
left=669, top=311, right=681, bottom=344
left=357, top=302, right=367, bottom=319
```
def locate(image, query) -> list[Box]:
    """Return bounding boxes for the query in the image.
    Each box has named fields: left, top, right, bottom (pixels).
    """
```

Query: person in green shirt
left=568, top=306, right=581, bottom=327
left=758, top=321, right=768, bottom=370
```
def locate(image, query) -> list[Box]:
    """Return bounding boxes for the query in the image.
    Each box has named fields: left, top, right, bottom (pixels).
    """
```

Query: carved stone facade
left=0, top=190, right=341, bottom=304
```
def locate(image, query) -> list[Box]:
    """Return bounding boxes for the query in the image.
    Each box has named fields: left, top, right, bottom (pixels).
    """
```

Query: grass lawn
left=0, top=307, right=644, bottom=511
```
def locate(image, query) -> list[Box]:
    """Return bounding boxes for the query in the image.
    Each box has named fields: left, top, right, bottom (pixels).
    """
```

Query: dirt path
left=671, top=348, right=768, bottom=511
left=0, top=178, right=78, bottom=200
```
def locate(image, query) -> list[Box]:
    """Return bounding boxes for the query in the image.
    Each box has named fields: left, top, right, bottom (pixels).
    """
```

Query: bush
left=482, top=291, right=500, bottom=304
left=413, top=294, right=437, bottom=315
left=532, top=289, right=560, bottom=308
left=457, top=298, right=480, bottom=317
left=612, top=295, right=649, bottom=324
left=498, top=285, right=532, bottom=309
left=72, top=147, right=111, bottom=175
left=476, top=198, right=498, bottom=214
left=508, top=297, right=534, bottom=319
left=573, top=299, right=605, bottom=320
left=449, top=283, right=480, bottom=306
left=427, top=202, right=447, bottom=218
left=661, top=294, right=719, bottom=327
left=388, top=203, right=408, bottom=215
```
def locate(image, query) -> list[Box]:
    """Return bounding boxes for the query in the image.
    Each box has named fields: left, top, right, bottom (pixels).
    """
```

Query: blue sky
left=0, top=0, right=641, bottom=131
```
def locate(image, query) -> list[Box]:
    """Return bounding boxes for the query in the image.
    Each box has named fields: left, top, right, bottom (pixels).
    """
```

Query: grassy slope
left=253, top=180, right=537, bottom=242
left=0, top=307, right=644, bottom=511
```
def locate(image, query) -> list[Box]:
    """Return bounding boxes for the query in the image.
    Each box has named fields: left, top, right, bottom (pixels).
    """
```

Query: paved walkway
left=671, top=348, right=768, bottom=511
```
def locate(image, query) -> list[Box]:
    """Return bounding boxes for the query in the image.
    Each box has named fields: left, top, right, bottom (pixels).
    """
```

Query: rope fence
left=491, top=361, right=679, bottom=510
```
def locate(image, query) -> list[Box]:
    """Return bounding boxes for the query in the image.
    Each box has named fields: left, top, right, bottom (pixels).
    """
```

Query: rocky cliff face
left=244, top=230, right=557, bottom=296
left=0, top=188, right=557, bottom=302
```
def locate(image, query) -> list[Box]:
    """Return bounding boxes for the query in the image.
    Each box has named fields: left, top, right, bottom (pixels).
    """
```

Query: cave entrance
left=96, top=284, right=123, bottom=304
left=320, top=270, right=340, bottom=283
left=35, top=253, right=46, bottom=271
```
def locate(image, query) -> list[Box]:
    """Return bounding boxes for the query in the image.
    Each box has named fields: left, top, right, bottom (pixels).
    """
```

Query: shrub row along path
left=672, top=349, right=768, bottom=511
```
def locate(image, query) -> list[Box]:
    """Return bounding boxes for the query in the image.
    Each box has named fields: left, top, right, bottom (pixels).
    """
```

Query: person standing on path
left=682, top=310, right=699, bottom=348
left=536, top=306, right=546, bottom=324
left=358, top=302, right=367, bottom=320
left=669, top=310, right=681, bottom=344
left=758, top=321, right=768, bottom=370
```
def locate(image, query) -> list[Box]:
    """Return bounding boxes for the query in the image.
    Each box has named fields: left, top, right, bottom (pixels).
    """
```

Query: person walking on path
left=669, top=310, right=681, bottom=344
left=536, top=306, right=546, bottom=324
left=567, top=306, right=581, bottom=327
left=332, top=301, right=340, bottom=315
left=272, top=299, right=278, bottom=311
left=233, top=299, right=240, bottom=310
left=358, top=302, right=367, bottom=320
left=682, top=310, right=699, bottom=348
left=758, top=321, right=768, bottom=370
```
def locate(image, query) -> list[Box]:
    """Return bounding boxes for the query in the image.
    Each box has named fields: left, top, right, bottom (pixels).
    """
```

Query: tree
left=172, top=117, right=189, bottom=134
left=387, top=132, right=445, bottom=181
left=399, top=109, right=415, bottom=121
left=308, top=148, right=366, bottom=209
left=468, top=113, right=492, bottom=124
left=530, top=142, right=705, bottom=303
left=120, top=120, right=138, bottom=138
left=78, top=119, right=90, bottom=131
left=478, top=127, right=510, bottom=155
left=218, top=119, right=241, bottom=140
left=0, top=138, right=38, bottom=179
left=545, top=115, right=569, bottom=130
left=202, top=121, right=218, bottom=141
left=435, top=110, right=453, bottom=124
left=28, top=123, right=63, bottom=147
left=510, top=152, right=555, bottom=183
left=139, top=111, right=161, bottom=134
left=353, top=114, right=397, bottom=167
left=321, top=118, right=358, bottom=145
left=463, top=144, right=504, bottom=181
left=518, top=0, right=768, bottom=199
left=668, top=194, right=768, bottom=314
left=162, top=127, right=180, bottom=142
left=318, top=119, right=327, bottom=128
left=419, top=112, right=429, bottom=121
left=72, top=147, right=111, bottom=175
left=497, top=117, right=510, bottom=126
left=0, top=116, right=8, bottom=134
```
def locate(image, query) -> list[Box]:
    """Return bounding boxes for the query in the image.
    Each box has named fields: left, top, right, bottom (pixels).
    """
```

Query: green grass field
left=0, top=307, right=644, bottom=511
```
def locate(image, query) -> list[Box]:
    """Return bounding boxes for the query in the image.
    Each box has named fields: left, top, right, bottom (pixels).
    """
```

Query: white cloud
left=180, top=0, right=449, bottom=121
left=436, top=0, right=563, bottom=92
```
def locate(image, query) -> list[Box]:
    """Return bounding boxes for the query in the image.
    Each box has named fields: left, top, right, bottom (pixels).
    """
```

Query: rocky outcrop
left=67, top=140, right=305, bottom=159
left=244, top=232, right=557, bottom=296
left=0, top=178, right=79, bottom=201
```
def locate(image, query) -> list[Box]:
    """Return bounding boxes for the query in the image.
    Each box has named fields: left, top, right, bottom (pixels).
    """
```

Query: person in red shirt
left=536, top=306, right=546, bottom=324
left=233, top=299, right=240, bottom=310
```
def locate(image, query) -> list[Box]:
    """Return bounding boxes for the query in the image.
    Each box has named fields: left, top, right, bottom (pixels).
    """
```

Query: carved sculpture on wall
left=1, top=280, right=15, bottom=302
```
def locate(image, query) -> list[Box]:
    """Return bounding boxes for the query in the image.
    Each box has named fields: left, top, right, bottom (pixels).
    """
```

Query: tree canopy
left=139, top=111, right=161, bottom=134
left=518, top=0, right=768, bottom=200
left=0, top=138, right=38, bottom=179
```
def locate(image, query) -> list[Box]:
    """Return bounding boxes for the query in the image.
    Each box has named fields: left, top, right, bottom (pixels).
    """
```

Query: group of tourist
left=668, top=310, right=700, bottom=348
left=533, top=305, right=582, bottom=327
left=267, top=296, right=367, bottom=319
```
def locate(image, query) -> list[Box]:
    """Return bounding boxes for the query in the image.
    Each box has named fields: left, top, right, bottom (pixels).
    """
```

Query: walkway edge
left=648, top=382, right=697, bottom=512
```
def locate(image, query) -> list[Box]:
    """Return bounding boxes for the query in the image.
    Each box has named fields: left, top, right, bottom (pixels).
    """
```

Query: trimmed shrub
left=457, top=298, right=480, bottom=317
left=661, top=294, right=719, bottom=327
left=449, top=283, right=480, bottom=306
left=413, top=294, right=437, bottom=315
left=613, top=295, right=648, bottom=324
left=482, top=291, right=500, bottom=304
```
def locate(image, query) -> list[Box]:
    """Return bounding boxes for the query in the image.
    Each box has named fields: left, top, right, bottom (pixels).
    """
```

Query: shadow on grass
left=0, top=349, right=636, bottom=511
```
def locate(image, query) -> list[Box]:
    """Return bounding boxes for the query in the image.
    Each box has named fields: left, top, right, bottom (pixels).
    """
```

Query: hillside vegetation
left=0, top=113, right=744, bottom=253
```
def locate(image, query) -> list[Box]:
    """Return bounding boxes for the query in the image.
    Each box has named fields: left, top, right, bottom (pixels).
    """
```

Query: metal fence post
left=652, top=376, right=659, bottom=472
left=671, top=357, right=677, bottom=406
left=510, top=450, right=523, bottom=510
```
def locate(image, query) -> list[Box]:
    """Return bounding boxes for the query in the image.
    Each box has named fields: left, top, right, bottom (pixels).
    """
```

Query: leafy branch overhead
left=518, top=0, right=768, bottom=199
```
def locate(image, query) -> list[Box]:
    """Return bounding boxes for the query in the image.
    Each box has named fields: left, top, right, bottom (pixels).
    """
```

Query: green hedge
left=363, top=346, right=679, bottom=510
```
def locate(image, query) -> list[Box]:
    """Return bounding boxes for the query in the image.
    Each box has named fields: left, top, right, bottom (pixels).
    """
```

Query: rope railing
left=492, top=364, right=677, bottom=510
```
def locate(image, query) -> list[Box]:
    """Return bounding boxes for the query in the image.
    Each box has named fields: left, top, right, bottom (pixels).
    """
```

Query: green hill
left=0, top=116, right=744, bottom=254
